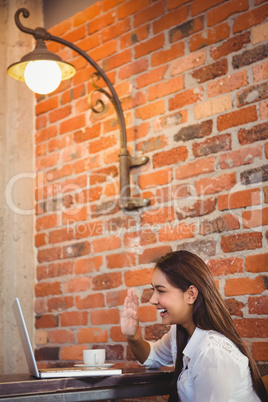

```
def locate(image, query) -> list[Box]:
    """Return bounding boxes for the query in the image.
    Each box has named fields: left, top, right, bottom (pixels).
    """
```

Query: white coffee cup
left=83, top=349, right=106, bottom=366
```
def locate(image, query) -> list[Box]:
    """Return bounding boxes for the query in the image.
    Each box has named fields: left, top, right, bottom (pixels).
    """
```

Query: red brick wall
left=34, top=0, right=268, bottom=375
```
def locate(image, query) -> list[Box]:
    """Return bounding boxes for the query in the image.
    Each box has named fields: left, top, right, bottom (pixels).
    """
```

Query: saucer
left=74, top=363, right=114, bottom=368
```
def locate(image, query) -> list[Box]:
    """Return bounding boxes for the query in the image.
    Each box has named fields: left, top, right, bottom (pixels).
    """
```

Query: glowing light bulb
left=24, top=60, right=62, bottom=94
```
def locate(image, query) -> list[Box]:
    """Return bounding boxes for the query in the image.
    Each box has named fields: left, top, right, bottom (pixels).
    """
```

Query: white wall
left=0, top=0, right=43, bottom=374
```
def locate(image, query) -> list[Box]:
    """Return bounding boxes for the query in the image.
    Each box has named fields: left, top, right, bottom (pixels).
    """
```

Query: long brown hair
left=156, top=250, right=267, bottom=402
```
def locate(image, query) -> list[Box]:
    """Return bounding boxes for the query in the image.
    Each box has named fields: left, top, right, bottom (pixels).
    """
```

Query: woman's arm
left=120, top=288, right=150, bottom=364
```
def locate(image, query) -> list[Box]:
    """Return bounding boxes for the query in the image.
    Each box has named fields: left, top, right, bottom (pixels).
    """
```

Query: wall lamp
left=7, top=8, right=150, bottom=211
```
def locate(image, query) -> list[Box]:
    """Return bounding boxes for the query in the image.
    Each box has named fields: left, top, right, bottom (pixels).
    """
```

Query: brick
left=138, top=168, right=173, bottom=189
left=207, top=257, right=243, bottom=276
left=148, top=76, right=184, bottom=101
left=73, top=3, right=102, bottom=26
left=207, top=0, right=248, bottom=27
left=192, top=59, right=228, bottom=84
left=145, top=324, right=170, bottom=341
left=153, top=5, right=189, bottom=34
left=176, top=156, right=215, bottom=180
left=241, top=164, right=268, bottom=185
left=191, top=0, right=225, bottom=16
left=61, top=345, right=85, bottom=361
left=252, top=342, right=268, bottom=361
left=190, top=23, right=230, bottom=52
left=193, top=133, right=231, bottom=158
left=36, top=96, right=58, bottom=116
left=208, top=71, right=248, bottom=98
left=177, top=198, right=216, bottom=220
left=169, top=16, right=204, bottom=43
left=219, top=145, right=262, bottom=169
left=90, top=308, right=120, bottom=325
left=134, top=1, right=165, bottom=28
left=154, top=110, right=188, bottom=132
left=47, top=296, right=74, bottom=312
left=90, top=40, right=118, bottom=62
left=138, top=306, right=157, bottom=322
left=110, top=326, right=125, bottom=342
left=245, top=253, right=268, bottom=273
left=123, top=230, right=157, bottom=248
left=153, top=146, right=188, bottom=168
left=176, top=239, right=216, bottom=257
left=120, top=25, right=149, bottom=49
left=77, top=328, right=108, bottom=343
left=47, top=262, right=73, bottom=278
left=102, top=19, right=131, bottom=43
left=232, top=43, right=268, bottom=69
left=134, top=33, right=165, bottom=59
left=74, top=33, right=99, bottom=53
left=218, top=188, right=261, bottom=211
left=35, top=233, right=47, bottom=248
left=248, top=296, right=268, bottom=315
left=238, top=122, right=268, bottom=145
left=237, top=82, right=268, bottom=107
left=103, top=49, right=132, bottom=72
left=174, top=119, right=213, bottom=142
left=169, top=87, right=203, bottom=111
left=75, top=256, right=102, bottom=274
left=92, top=272, right=122, bottom=290
left=211, top=31, right=251, bottom=60
left=36, top=115, right=47, bottom=130
left=35, top=315, right=58, bottom=329
left=125, top=268, right=154, bottom=286
left=64, top=277, right=91, bottom=293
left=49, top=228, right=74, bottom=245
left=35, top=347, right=59, bottom=361
left=76, top=293, right=105, bottom=310
left=60, top=115, right=85, bottom=135
left=234, top=318, right=268, bottom=338
left=63, top=25, right=86, bottom=43
left=170, top=50, right=206, bottom=76
left=49, top=329, right=75, bottom=344
left=106, top=252, right=136, bottom=269
left=88, top=11, right=115, bottom=34
left=35, top=282, right=61, bottom=297
left=141, top=207, right=174, bottom=226
left=158, top=222, right=195, bottom=242
left=35, top=330, right=48, bottom=345
left=90, top=200, right=119, bottom=218
left=217, top=106, right=258, bottom=131
left=225, top=276, right=265, bottom=296
left=63, top=241, right=90, bottom=259
left=119, top=58, right=148, bottom=80
left=118, top=0, right=150, bottom=20
left=88, top=135, right=117, bottom=154
left=35, top=126, right=57, bottom=144
left=92, top=236, right=121, bottom=253
left=135, top=99, right=166, bottom=120
left=221, top=232, right=262, bottom=253
left=195, top=172, right=236, bottom=196
left=139, top=246, right=172, bottom=265
left=49, top=134, right=73, bottom=153
left=253, top=60, right=268, bottom=82
left=225, top=298, right=245, bottom=317
left=242, top=207, right=268, bottom=229
left=252, top=21, right=268, bottom=45
left=106, top=290, right=128, bottom=307
left=200, top=212, right=240, bottom=235
left=61, top=311, right=88, bottom=327
left=136, top=134, right=167, bottom=154
left=233, top=3, right=268, bottom=33
left=49, top=19, right=72, bottom=36
left=151, top=42, right=185, bottom=67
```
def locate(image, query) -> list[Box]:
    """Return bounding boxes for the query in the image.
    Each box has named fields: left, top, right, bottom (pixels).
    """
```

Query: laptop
left=12, top=298, right=122, bottom=378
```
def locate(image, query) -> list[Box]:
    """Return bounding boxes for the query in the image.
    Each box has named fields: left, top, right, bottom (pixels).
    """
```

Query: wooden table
left=0, top=367, right=174, bottom=401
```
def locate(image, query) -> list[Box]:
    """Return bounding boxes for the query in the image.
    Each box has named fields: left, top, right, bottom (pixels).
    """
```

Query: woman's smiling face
left=150, top=267, right=196, bottom=335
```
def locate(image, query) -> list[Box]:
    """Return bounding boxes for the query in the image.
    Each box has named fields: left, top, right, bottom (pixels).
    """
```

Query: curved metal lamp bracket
left=14, top=8, right=150, bottom=211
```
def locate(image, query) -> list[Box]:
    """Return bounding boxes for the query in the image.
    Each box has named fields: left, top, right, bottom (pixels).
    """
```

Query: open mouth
left=159, top=308, right=167, bottom=317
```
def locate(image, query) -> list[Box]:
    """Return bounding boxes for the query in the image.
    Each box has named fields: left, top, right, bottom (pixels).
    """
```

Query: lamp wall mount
left=8, top=8, right=150, bottom=211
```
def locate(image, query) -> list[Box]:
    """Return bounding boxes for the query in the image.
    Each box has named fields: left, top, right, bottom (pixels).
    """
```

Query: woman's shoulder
left=198, top=330, right=249, bottom=373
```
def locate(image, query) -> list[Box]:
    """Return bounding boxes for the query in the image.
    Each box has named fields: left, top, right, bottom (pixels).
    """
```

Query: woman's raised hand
left=121, top=288, right=139, bottom=339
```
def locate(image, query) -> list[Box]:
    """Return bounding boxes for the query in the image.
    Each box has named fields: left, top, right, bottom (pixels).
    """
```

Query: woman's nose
left=149, top=291, right=158, bottom=305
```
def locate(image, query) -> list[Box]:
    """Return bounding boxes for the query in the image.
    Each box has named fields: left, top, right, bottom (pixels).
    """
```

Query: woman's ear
left=187, top=285, right=198, bottom=304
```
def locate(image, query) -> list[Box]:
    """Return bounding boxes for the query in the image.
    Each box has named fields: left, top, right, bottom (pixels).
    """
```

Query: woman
left=121, top=250, right=267, bottom=401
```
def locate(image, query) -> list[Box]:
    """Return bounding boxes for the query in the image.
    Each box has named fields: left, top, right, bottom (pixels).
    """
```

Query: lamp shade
left=7, top=38, right=76, bottom=94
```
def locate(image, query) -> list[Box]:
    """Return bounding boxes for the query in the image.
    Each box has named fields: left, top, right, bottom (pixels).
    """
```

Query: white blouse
left=143, top=326, right=261, bottom=402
